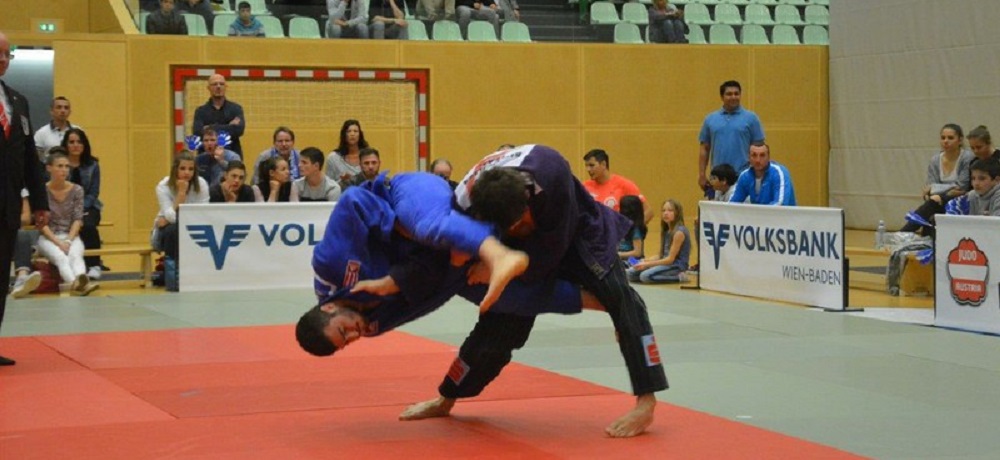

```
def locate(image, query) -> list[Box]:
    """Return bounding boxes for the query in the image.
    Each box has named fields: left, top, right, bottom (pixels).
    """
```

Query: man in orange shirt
left=582, top=149, right=653, bottom=224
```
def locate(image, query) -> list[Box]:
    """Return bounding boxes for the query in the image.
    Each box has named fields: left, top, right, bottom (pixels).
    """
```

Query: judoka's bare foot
left=479, top=238, right=529, bottom=313
left=605, top=394, right=656, bottom=438
left=399, top=396, right=456, bottom=421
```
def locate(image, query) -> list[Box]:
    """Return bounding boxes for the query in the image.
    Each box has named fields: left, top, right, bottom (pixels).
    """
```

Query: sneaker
left=87, top=266, right=102, bottom=280
left=70, top=274, right=89, bottom=296
left=10, top=272, right=42, bottom=299
left=688, top=264, right=699, bottom=275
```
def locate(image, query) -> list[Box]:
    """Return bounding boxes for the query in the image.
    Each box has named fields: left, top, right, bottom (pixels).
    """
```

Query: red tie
left=0, top=98, right=10, bottom=139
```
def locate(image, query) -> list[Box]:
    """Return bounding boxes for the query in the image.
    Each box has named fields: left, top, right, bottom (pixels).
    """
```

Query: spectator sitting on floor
left=253, top=156, right=296, bottom=202
left=195, top=127, right=241, bottom=187
left=294, top=147, right=342, bottom=202
left=209, top=161, right=256, bottom=203
left=229, top=1, right=266, bottom=37
left=628, top=199, right=690, bottom=284
left=617, top=195, right=646, bottom=264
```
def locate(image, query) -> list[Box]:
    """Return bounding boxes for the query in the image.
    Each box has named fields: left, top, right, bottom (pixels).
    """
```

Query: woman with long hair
left=627, top=199, right=690, bottom=284
left=37, top=150, right=98, bottom=295
left=900, top=123, right=974, bottom=237
left=153, top=152, right=210, bottom=262
left=324, top=119, right=369, bottom=189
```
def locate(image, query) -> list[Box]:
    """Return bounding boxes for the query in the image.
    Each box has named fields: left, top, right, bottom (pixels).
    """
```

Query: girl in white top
left=154, top=152, right=210, bottom=260
left=325, top=119, right=369, bottom=189
left=900, top=123, right=974, bottom=236
left=36, top=150, right=98, bottom=295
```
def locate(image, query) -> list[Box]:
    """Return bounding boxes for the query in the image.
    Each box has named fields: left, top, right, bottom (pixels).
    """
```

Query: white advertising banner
left=698, top=202, right=846, bottom=310
left=178, top=203, right=335, bottom=292
left=934, top=215, right=1000, bottom=334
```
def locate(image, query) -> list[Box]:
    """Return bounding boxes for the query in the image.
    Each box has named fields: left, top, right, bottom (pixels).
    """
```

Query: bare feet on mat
left=399, top=396, right=456, bottom=421
left=605, top=394, right=656, bottom=438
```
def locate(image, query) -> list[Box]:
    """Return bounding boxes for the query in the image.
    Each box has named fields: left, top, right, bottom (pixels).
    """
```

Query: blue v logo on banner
left=702, top=221, right=731, bottom=270
left=187, top=224, right=253, bottom=269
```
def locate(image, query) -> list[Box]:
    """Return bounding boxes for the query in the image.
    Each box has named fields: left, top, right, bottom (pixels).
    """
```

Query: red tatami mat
left=0, top=326, right=865, bottom=459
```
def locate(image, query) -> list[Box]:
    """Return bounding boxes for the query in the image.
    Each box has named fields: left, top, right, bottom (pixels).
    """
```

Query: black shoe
left=0, top=354, right=16, bottom=366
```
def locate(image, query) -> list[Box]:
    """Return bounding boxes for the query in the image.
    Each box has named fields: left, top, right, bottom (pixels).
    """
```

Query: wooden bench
left=84, top=246, right=159, bottom=288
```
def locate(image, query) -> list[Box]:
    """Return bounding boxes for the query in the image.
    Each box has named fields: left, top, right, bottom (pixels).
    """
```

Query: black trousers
left=900, top=196, right=948, bottom=238
left=80, top=207, right=103, bottom=268
left=1, top=225, right=18, bottom=335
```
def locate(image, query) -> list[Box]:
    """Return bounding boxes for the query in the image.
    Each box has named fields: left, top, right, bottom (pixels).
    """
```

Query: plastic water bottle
left=875, top=220, right=886, bottom=250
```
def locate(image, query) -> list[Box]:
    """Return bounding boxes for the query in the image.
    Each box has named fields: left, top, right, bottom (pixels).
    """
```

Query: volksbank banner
left=699, top=202, right=846, bottom=310
left=935, top=215, right=1000, bottom=334
left=179, top=203, right=335, bottom=292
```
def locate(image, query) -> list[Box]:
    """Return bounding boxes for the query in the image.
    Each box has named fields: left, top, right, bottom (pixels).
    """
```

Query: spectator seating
left=259, top=15, right=285, bottom=38
left=183, top=13, right=209, bottom=36
left=744, top=4, right=775, bottom=25
left=468, top=21, right=498, bottom=42
left=289, top=16, right=322, bottom=39
left=591, top=2, right=621, bottom=25
left=713, top=4, right=743, bottom=25
left=613, top=22, right=643, bottom=44
left=805, top=5, right=829, bottom=26
left=684, top=3, right=713, bottom=25
left=245, top=0, right=270, bottom=15
left=774, top=4, right=805, bottom=25
left=213, top=13, right=236, bottom=36
left=621, top=2, right=648, bottom=25
left=407, top=19, right=429, bottom=40
left=709, top=24, right=738, bottom=44
left=138, top=12, right=149, bottom=33
left=740, top=24, right=769, bottom=44
left=432, top=20, right=463, bottom=41
left=501, top=22, right=532, bottom=42
left=778, top=0, right=809, bottom=6
left=803, top=24, right=829, bottom=45
left=687, top=24, right=707, bottom=44
left=771, top=24, right=800, bottom=44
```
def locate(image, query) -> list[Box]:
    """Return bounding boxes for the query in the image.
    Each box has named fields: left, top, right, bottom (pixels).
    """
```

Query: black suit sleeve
left=15, top=92, right=47, bottom=213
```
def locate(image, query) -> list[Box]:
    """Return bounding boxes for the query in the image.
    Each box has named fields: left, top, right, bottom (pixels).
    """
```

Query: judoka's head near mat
left=469, top=168, right=536, bottom=238
left=296, top=297, right=371, bottom=356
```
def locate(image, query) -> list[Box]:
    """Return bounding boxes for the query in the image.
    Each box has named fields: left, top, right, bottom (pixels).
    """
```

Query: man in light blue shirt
left=730, top=144, right=796, bottom=206
left=698, top=80, right=765, bottom=194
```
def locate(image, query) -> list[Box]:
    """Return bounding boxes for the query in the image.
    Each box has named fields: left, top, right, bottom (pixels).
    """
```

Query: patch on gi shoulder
left=343, top=260, right=361, bottom=288
left=642, top=334, right=661, bottom=367
left=447, top=357, right=470, bottom=385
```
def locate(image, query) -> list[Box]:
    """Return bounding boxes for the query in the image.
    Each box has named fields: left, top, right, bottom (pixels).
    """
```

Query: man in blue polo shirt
left=698, top=80, right=765, bottom=195
left=730, top=144, right=796, bottom=206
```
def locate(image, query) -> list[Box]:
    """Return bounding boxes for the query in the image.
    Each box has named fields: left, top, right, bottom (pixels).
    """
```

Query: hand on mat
left=350, top=275, right=400, bottom=296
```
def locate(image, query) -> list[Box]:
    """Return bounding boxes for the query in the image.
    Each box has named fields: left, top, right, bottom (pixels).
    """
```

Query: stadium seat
left=686, top=24, right=707, bottom=44
left=708, top=24, right=738, bottom=44
left=407, top=19, right=429, bottom=40
left=813, top=0, right=829, bottom=5
left=755, top=0, right=779, bottom=6
left=613, top=22, right=644, bottom=44
left=467, top=21, right=498, bottom=42
left=139, top=12, right=148, bottom=33
left=803, top=25, right=829, bottom=45
left=289, top=16, right=321, bottom=39
left=432, top=20, right=463, bottom=41
left=183, top=14, right=208, bottom=36
left=621, top=2, right=648, bottom=25
left=501, top=22, right=531, bottom=42
left=771, top=25, right=800, bottom=44
left=683, top=4, right=713, bottom=25
left=740, top=24, right=769, bottom=44
left=213, top=13, right=236, bottom=36
left=713, top=4, right=742, bottom=25
left=727, top=0, right=750, bottom=5
left=774, top=5, right=805, bottom=25
left=778, top=0, right=809, bottom=6
left=258, top=15, right=285, bottom=37
left=744, top=4, right=775, bottom=26
left=804, top=5, right=830, bottom=26
left=590, top=2, right=621, bottom=25
left=245, top=0, right=270, bottom=15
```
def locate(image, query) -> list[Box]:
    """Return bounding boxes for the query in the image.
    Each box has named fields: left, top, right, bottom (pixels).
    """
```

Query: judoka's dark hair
left=296, top=304, right=338, bottom=357
left=469, top=168, right=531, bottom=232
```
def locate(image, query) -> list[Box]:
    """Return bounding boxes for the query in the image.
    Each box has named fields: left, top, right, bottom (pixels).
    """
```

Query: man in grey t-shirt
left=294, top=147, right=342, bottom=202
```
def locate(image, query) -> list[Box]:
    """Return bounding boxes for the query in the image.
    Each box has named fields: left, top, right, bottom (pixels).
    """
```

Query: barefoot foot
left=399, top=396, right=456, bottom=421
left=479, top=239, right=529, bottom=313
left=605, top=394, right=656, bottom=438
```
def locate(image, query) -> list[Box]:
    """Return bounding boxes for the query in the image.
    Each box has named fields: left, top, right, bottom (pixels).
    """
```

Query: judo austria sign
left=935, top=215, right=1000, bottom=334
left=699, top=202, right=846, bottom=310
left=178, top=203, right=335, bottom=292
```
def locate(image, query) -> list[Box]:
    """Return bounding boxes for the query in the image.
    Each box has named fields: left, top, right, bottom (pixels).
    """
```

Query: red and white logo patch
left=447, top=357, right=470, bottom=385
left=947, top=238, right=989, bottom=307
left=343, top=260, right=361, bottom=288
left=641, top=334, right=661, bottom=366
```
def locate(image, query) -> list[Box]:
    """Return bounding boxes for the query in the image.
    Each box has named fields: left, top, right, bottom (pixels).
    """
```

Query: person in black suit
left=0, top=32, right=50, bottom=366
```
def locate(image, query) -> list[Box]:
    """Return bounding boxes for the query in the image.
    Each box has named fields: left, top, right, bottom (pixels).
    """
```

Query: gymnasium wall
left=8, top=30, right=829, bottom=252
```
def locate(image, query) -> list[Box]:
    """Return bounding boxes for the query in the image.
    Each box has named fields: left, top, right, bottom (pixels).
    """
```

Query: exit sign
left=31, top=18, right=63, bottom=34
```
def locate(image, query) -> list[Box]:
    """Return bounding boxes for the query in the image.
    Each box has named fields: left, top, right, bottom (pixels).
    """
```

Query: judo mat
left=0, top=326, right=864, bottom=459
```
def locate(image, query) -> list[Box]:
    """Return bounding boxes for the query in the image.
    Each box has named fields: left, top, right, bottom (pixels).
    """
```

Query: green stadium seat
left=708, top=24, right=738, bottom=44
left=774, top=5, right=805, bottom=25
left=139, top=12, right=148, bottom=33
left=684, top=4, right=713, bottom=25
left=713, top=4, right=742, bottom=25
left=778, top=0, right=809, bottom=6
left=183, top=14, right=208, bottom=36
left=744, top=4, right=775, bottom=25
left=432, top=20, right=463, bottom=41
left=740, top=24, right=769, bottom=44
left=622, top=3, right=649, bottom=25
left=804, top=5, right=829, bottom=26
left=468, top=21, right=498, bottom=42
left=591, top=2, right=621, bottom=25
left=407, top=19, right=429, bottom=40
left=245, top=0, right=270, bottom=15
left=258, top=15, right=285, bottom=37
left=686, top=24, right=707, bottom=44
left=289, top=16, right=321, bottom=39
left=501, top=22, right=531, bottom=42
left=613, top=22, right=644, bottom=44
left=771, top=24, right=800, bottom=44
left=213, top=13, right=236, bottom=36
left=803, top=25, right=828, bottom=45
